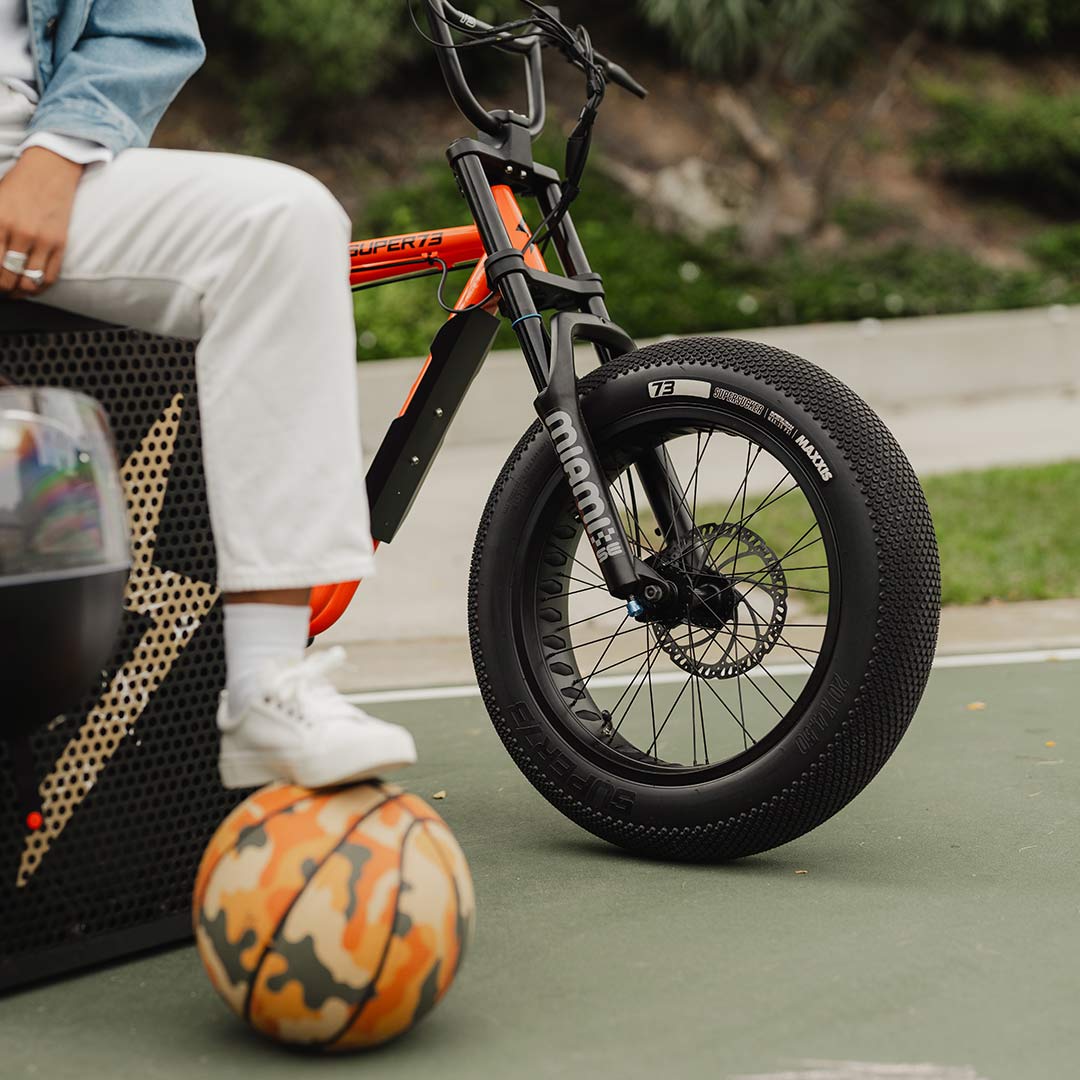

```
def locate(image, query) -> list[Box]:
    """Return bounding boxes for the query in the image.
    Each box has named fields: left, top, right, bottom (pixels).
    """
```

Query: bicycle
left=310, top=0, right=941, bottom=861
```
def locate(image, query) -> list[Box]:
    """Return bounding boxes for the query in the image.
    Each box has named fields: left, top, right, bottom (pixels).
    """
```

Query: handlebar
left=427, top=1, right=647, bottom=141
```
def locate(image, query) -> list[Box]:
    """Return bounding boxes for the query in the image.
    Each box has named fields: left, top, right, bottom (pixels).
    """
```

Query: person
left=0, top=1, right=417, bottom=788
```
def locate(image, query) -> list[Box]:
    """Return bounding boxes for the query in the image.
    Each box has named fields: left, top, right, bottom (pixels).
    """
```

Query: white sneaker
left=217, top=646, right=417, bottom=790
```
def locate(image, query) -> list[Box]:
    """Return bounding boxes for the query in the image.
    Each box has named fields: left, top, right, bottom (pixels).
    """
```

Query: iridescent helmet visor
left=0, top=387, right=130, bottom=583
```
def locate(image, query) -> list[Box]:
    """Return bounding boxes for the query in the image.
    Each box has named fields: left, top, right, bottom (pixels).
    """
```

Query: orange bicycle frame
left=309, top=185, right=547, bottom=636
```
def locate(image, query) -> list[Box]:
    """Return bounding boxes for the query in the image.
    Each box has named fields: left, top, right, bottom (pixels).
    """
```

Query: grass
left=924, top=460, right=1080, bottom=605
left=690, top=460, right=1080, bottom=611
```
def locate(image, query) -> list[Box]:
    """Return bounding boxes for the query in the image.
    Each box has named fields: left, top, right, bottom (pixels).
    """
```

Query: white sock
left=224, top=603, right=310, bottom=714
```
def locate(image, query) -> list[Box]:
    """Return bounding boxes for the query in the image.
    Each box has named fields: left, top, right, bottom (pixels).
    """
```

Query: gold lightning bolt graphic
left=17, top=393, right=220, bottom=887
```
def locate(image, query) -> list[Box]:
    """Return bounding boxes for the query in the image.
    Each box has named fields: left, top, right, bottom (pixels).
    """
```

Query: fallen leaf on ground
left=1045, top=740, right=1057, bottom=748
left=966, top=701, right=986, bottom=711
left=794, top=869, right=809, bottom=875
left=432, top=790, right=447, bottom=800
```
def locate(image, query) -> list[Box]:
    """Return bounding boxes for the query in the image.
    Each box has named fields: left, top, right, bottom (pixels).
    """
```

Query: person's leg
left=35, top=148, right=376, bottom=593
left=23, top=147, right=414, bottom=787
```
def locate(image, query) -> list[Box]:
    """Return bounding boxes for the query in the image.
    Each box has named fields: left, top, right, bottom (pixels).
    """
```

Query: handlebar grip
left=597, top=54, right=648, bottom=100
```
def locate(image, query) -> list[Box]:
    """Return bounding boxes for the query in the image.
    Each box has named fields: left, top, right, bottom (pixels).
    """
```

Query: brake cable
left=407, top=1, right=539, bottom=52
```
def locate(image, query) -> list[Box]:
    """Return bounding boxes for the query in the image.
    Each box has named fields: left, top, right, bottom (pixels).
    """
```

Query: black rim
left=513, top=404, right=843, bottom=786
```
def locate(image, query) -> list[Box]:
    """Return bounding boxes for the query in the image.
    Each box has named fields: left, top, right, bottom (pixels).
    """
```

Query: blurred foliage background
left=176, top=1, right=1080, bottom=360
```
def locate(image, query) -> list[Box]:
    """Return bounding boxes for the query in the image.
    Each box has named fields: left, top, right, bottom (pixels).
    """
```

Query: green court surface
left=1, top=658, right=1076, bottom=1080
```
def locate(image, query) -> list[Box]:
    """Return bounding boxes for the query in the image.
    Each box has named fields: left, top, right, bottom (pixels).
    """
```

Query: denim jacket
left=26, top=0, right=205, bottom=155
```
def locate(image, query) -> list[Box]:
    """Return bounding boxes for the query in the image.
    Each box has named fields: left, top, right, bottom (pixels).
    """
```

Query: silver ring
left=22, top=268, right=44, bottom=285
left=2, top=250, right=29, bottom=275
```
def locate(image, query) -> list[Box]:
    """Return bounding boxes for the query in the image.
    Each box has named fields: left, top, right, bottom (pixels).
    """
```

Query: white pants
left=0, top=86, right=376, bottom=591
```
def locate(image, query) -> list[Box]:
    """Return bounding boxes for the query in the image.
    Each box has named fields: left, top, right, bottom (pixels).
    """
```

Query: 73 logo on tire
left=648, top=379, right=711, bottom=399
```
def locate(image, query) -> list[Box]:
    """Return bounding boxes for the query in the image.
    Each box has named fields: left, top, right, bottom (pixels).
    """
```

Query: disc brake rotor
left=653, top=521, right=788, bottom=679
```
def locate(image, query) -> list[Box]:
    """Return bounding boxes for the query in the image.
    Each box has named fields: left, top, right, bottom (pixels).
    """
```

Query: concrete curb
left=356, top=304, right=1080, bottom=451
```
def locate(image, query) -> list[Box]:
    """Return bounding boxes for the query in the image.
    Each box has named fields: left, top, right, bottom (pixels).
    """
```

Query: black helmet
left=1, top=387, right=130, bottom=738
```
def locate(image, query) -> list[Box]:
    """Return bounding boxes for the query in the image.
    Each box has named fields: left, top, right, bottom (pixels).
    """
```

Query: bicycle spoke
left=655, top=432, right=715, bottom=550
left=735, top=563, right=829, bottom=576
left=644, top=672, right=694, bottom=756
left=757, top=662, right=798, bottom=704
left=610, top=632, right=668, bottom=741
left=675, top=469, right=801, bottom=577
left=553, top=583, right=618, bottom=600
left=555, top=571, right=609, bottom=591
left=626, top=467, right=656, bottom=558
left=571, top=625, right=695, bottom=683
left=687, top=627, right=710, bottom=765
left=578, top=613, right=631, bottom=692
left=549, top=603, right=627, bottom=634
left=716, top=438, right=762, bottom=533
left=613, top=471, right=655, bottom=558
left=645, top=623, right=658, bottom=759
left=724, top=526, right=826, bottom=605
left=699, top=667, right=756, bottom=748
left=734, top=636, right=749, bottom=750
left=606, top=628, right=668, bottom=720
left=547, top=622, right=647, bottom=658
left=689, top=627, right=697, bottom=765
left=729, top=440, right=752, bottom=587
left=737, top=592, right=821, bottom=666
left=705, top=478, right=800, bottom=572
left=709, top=523, right=820, bottom=580
left=740, top=660, right=787, bottom=718
left=550, top=543, right=606, bottom=583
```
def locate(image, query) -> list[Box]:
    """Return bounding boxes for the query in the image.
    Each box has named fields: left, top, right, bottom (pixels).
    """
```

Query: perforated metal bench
left=0, top=301, right=239, bottom=991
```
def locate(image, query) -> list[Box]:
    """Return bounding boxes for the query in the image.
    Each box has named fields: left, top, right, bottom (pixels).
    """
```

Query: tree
left=194, top=0, right=524, bottom=138
left=986, top=0, right=1080, bottom=43
left=637, top=0, right=1012, bottom=256
left=198, top=0, right=418, bottom=98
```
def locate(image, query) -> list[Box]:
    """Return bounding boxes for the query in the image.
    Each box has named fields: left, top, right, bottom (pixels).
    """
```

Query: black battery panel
left=0, top=304, right=240, bottom=992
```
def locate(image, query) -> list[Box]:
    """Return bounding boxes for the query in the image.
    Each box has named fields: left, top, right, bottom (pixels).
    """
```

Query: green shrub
left=831, top=196, right=916, bottom=240
left=968, top=0, right=1080, bottom=47
left=197, top=0, right=419, bottom=99
left=351, top=160, right=474, bottom=362
left=194, top=0, right=522, bottom=136
left=1026, top=224, right=1080, bottom=274
left=918, top=82, right=1080, bottom=211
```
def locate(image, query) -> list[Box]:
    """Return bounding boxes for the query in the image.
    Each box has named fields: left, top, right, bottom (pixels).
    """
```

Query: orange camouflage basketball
left=192, top=781, right=475, bottom=1051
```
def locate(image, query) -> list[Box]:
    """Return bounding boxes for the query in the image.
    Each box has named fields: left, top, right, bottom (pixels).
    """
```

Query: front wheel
left=469, top=336, right=940, bottom=860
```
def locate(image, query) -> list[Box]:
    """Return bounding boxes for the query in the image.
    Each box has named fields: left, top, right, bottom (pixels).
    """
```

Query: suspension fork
left=454, top=151, right=693, bottom=606
left=534, top=179, right=699, bottom=563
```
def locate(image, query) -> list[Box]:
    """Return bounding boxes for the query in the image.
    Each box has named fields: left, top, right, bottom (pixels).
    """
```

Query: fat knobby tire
left=468, top=336, right=941, bottom=860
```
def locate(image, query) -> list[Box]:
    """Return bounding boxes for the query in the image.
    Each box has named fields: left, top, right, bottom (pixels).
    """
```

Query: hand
left=0, top=147, right=85, bottom=299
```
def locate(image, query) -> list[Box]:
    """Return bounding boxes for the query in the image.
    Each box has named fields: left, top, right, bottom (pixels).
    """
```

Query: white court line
left=345, top=646, right=1080, bottom=706
left=730, top=1062, right=987, bottom=1080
